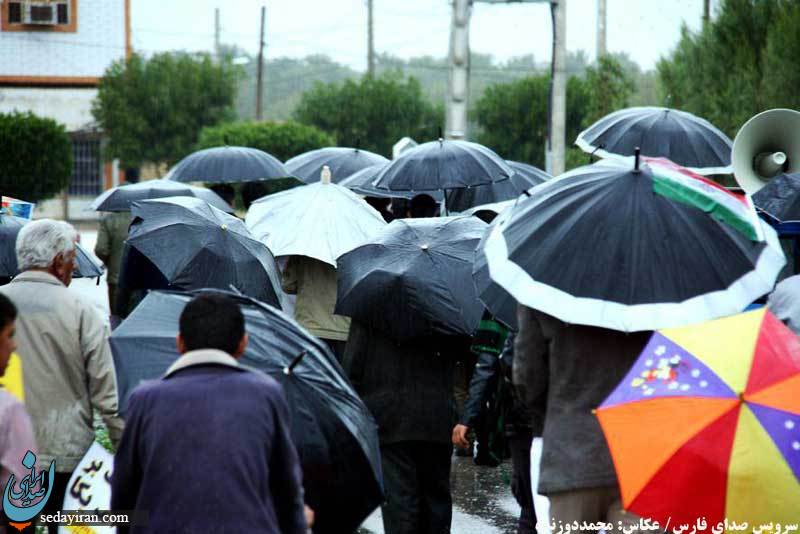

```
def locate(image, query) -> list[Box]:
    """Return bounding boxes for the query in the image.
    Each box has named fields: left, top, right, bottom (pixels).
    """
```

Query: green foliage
left=196, top=121, right=333, bottom=162
left=0, top=111, right=72, bottom=202
left=472, top=63, right=626, bottom=170
left=293, top=72, right=443, bottom=157
left=657, top=0, right=787, bottom=137
left=583, top=56, right=636, bottom=125
left=92, top=52, right=238, bottom=167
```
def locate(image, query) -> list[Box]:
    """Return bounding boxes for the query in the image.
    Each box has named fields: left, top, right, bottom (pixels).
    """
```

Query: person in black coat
left=343, top=320, right=469, bottom=534
left=111, top=294, right=308, bottom=533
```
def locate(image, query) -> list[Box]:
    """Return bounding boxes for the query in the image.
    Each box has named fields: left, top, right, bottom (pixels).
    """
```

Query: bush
left=0, top=111, right=72, bottom=202
left=195, top=120, right=334, bottom=162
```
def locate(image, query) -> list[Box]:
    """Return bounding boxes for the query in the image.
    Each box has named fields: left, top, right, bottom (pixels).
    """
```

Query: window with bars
left=68, top=138, right=102, bottom=196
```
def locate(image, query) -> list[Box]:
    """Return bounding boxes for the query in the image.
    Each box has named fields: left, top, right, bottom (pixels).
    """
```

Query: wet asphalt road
left=73, top=230, right=523, bottom=533
left=358, top=456, right=521, bottom=534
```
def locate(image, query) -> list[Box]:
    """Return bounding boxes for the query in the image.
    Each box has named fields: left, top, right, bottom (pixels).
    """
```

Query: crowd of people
left=0, top=185, right=797, bottom=533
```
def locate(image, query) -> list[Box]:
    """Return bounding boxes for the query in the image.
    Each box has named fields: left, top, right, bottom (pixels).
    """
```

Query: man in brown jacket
left=0, top=219, right=123, bottom=533
left=513, top=305, right=649, bottom=526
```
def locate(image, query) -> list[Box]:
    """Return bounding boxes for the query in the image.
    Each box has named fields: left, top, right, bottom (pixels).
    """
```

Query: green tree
left=583, top=55, right=636, bottom=125
left=0, top=112, right=72, bottom=202
left=92, top=52, right=238, bottom=167
left=293, top=72, right=444, bottom=157
left=657, top=0, right=782, bottom=137
left=196, top=121, right=334, bottom=162
left=472, top=75, right=590, bottom=169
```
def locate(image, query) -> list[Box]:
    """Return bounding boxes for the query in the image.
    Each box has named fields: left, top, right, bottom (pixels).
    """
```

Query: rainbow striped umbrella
left=597, top=308, right=800, bottom=525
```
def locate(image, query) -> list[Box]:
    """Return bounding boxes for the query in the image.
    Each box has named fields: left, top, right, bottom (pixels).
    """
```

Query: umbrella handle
left=283, top=350, right=307, bottom=375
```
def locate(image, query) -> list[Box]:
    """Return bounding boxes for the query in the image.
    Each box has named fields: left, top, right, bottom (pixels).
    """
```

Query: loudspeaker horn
left=732, top=108, right=800, bottom=195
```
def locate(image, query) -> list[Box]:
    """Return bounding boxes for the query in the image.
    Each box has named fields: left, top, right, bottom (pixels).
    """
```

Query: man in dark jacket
left=111, top=294, right=307, bottom=533
left=514, top=306, right=649, bottom=525
left=453, top=331, right=543, bottom=534
left=343, top=320, right=468, bottom=534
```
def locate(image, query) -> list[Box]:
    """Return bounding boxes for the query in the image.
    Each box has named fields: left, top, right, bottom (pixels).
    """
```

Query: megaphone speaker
left=732, top=108, right=800, bottom=195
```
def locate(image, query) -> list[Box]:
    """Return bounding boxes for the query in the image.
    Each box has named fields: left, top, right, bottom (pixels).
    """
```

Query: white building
left=0, top=0, right=130, bottom=220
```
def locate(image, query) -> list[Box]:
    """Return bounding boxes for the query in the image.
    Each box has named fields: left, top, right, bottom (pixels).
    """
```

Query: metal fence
left=68, top=137, right=102, bottom=196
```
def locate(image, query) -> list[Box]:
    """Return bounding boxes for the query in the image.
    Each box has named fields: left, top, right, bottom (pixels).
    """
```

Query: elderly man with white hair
left=0, top=219, right=123, bottom=532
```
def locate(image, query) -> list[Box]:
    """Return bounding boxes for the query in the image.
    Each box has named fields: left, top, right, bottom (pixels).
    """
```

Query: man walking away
left=514, top=306, right=648, bottom=526
left=111, top=294, right=307, bottom=533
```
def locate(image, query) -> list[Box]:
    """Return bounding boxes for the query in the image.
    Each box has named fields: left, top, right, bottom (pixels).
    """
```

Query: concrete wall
left=0, top=86, right=97, bottom=130
left=0, top=0, right=126, bottom=78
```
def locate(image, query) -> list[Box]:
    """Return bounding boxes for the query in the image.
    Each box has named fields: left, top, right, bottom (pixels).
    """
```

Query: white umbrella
left=245, top=168, right=386, bottom=267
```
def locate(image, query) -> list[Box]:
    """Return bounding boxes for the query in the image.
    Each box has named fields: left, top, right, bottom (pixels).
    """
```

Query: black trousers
left=380, top=441, right=452, bottom=534
left=323, top=339, right=347, bottom=363
left=509, top=431, right=537, bottom=534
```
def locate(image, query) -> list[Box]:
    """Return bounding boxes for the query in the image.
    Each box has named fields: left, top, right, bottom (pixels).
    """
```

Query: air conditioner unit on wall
left=24, top=2, right=58, bottom=25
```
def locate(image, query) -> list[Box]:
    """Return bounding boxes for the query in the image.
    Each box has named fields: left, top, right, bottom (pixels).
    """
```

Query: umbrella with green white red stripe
left=481, top=157, right=785, bottom=332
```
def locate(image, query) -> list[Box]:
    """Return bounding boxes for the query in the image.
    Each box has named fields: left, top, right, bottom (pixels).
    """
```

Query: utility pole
left=367, top=0, right=375, bottom=76
left=445, top=0, right=471, bottom=140
left=703, top=0, right=710, bottom=25
left=214, top=7, right=221, bottom=61
left=596, top=0, right=606, bottom=58
left=548, top=0, right=567, bottom=175
left=256, top=5, right=265, bottom=121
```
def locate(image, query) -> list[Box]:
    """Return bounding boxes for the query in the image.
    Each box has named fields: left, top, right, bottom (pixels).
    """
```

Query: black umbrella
left=371, top=139, right=513, bottom=192
left=445, top=161, right=550, bottom=213
left=127, top=197, right=282, bottom=306
left=472, top=208, right=518, bottom=330
left=753, top=173, right=800, bottom=225
left=336, top=216, right=487, bottom=340
left=575, top=107, right=733, bottom=175
left=0, top=215, right=103, bottom=280
left=167, top=146, right=293, bottom=184
left=286, top=147, right=389, bottom=184
left=110, top=289, right=383, bottom=534
left=506, top=160, right=552, bottom=184
left=340, top=164, right=443, bottom=201
left=482, top=158, right=785, bottom=332
left=90, top=179, right=233, bottom=213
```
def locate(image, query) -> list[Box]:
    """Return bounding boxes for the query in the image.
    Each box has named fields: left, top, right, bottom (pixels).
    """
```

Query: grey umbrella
left=336, top=216, right=487, bottom=340
left=167, top=146, right=293, bottom=184
left=286, top=147, right=389, bottom=184
left=90, top=179, right=233, bottom=213
left=0, top=214, right=103, bottom=280
left=340, top=164, right=443, bottom=201
left=575, top=107, right=733, bottom=175
left=446, top=161, right=551, bottom=213
left=127, top=196, right=282, bottom=306
left=371, top=139, right=513, bottom=192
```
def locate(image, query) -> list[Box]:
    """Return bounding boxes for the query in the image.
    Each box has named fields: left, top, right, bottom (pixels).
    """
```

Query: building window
left=69, top=137, right=102, bottom=197
left=2, top=0, right=77, bottom=33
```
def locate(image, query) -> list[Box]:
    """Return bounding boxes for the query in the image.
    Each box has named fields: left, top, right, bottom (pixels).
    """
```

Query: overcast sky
left=131, top=0, right=711, bottom=71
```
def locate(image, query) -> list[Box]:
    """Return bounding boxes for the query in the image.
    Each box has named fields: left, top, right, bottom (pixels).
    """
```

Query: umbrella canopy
left=506, top=160, right=552, bottom=184
left=371, top=139, right=513, bottom=192
left=597, top=308, right=800, bottom=526
left=445, top=164, right=548, bottom=213
left=472, top=206, right=518, bottom=330
left=286, top=147, right=389, bottom=184
left=753, top=173, right=800, bottom=225
left=167, top=146, right=292, bottom=184
left=90, top=179, right=233, bottom=213
left=483, top=157, right=785, bottom=332
left=245, top=181, right=386, bottom=267
left=340, top=164, right=444, bottom=201
left=336, top=216, right=487, bottom=340
left=0, top=215, right=103, bottom=279
left=127, top=197, right=282, bottom=307
left=576, top=107, right=733, bottom=175
left=110, top=289, right=383, bottom=534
